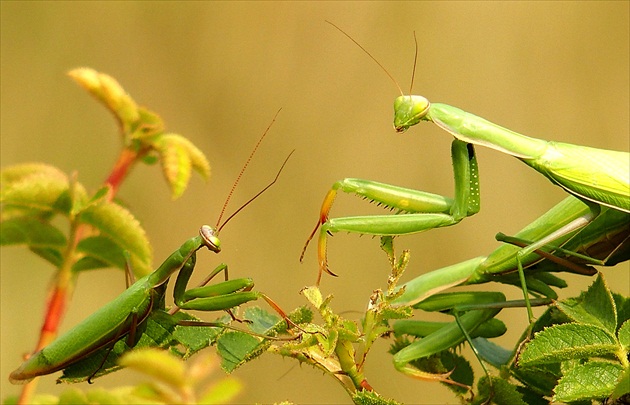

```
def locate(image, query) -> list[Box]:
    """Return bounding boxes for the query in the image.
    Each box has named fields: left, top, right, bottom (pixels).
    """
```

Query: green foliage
left=68, top=68, right=210, bottom=200
left=519, top=274, right=629, bottom=403
left=352, top=390, right=402, bottom=405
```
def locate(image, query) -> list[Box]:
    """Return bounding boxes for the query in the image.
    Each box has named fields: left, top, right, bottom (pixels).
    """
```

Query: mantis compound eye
left=200, top=225, right=221, bottom=253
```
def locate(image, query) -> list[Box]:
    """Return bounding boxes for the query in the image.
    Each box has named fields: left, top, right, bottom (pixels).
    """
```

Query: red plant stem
left=104, top=148, right=142, bottom=196
left=17, top=146, right=142, bottom=404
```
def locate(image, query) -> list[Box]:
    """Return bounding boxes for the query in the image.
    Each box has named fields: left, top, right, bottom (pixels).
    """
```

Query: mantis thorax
left=394, top=95, right=430, bottom=133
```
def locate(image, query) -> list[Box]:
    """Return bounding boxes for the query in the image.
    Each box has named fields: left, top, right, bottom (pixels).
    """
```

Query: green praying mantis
left=299, top=22, right=630, bottom=387
left=302, top=22, right=629, bottom=290
left=10, top=116, right=298, bottom=384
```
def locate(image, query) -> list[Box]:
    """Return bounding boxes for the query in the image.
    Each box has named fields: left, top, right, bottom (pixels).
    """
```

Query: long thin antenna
left=409, top=31, right=419, bottom=94
left=217, top=149, right=294, bottom=233
left=215, top=108, right=282, bottom=229
left=326, top=20, right=404, bottom=96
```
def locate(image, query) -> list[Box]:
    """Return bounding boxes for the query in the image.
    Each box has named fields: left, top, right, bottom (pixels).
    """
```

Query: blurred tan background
left=1, top=2, right=628, bottom=404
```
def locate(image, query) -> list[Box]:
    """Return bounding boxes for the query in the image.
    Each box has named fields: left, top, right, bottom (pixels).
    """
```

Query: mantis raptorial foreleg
left=301, top=140, right=480, bottom=283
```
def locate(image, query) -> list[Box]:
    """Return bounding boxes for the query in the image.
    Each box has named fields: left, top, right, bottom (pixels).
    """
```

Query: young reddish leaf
left=68, top=68, right=140, bottom=133
left=154, top=134, right=210, bottom=199
left=155, top=134, right=192, bottom=199
left=1, top=172, right=71, bottom=215
left=173, top=134, right=211, bottom=180
left=1, top=163, right=67, bottom=188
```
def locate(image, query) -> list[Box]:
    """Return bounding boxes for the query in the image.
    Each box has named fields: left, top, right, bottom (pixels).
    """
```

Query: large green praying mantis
left=299, top=23, right=629, bottom=388
left=10, top=117, right=297, bottom=384
left=302, top=22, right=629, bottom=289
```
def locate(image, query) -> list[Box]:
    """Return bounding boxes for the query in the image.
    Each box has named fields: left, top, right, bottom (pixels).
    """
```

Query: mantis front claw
left=301, top=188, right=340, bottom=284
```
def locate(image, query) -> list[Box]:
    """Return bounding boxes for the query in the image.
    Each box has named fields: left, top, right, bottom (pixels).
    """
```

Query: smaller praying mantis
left=10, top=113, right=298, bottom=384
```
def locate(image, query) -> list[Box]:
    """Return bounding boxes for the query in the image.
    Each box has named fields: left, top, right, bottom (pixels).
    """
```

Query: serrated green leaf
left=68, top=68, right=140, bottom=133
left=511, top=363, right=560, bottom=397
left=441, top=351, right=473, bottom=395
left=78, top=201, right=152, bottom=276
left=243, top=306, right=281, bottom=335
left=165, top=133, right=211, bottom=181
left=557, top=274, right=616, bottom=334
left=29, top=246, right=64, bottom=267
left=288, top=305, right=313, bottom=325
left=72, top=256, right=110, bottom=272
left=554, top=361, right=624, bottom=402
left=619, top=320, right=630, bottom=349
left=352, top=389, right=402, bottom=405
left=317, top=328, right=338, bottom=357
left=217, top=331, right=264, bottom=373
left=75, top=235, right=127, bottom=271
left=1, top=163, right=67, bottom=188
left=614, top=293, right=630, bottom=331
left=172, top=315, right=227, bottom=355
left=301, top=285, right=323, bottom=309
left=338, top=319, right=360, bottom=341
left=530, top=305, right=572, bottom=335
left=1, top=173, right=71, bottom=215
left=610, top=367, right=630, bottom=401
left=0, top=217, right=67, bottom=247
left=155, top=134, right=192, bottom=199
left=475, top=376, right=528, bottom=405
left=519, top=323, right=617, bottom=366
left=379, top=305, right=413, bottom=320
left=152, top=133, right=209, bottom=199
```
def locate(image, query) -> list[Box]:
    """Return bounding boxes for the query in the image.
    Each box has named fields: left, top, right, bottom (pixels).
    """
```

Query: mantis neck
left=427, top=103, right=548, bottom=160
left=148, top=235, right=205, bottom=287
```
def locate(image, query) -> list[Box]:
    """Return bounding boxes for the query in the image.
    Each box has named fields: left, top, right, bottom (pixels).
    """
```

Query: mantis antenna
left=217, top=149, right=294, bottom=233
left=409, top=31, right=418, bottom=94
left=214, top=108, right=292, bottom=233
left=326, top=20, right=409, bottom=97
